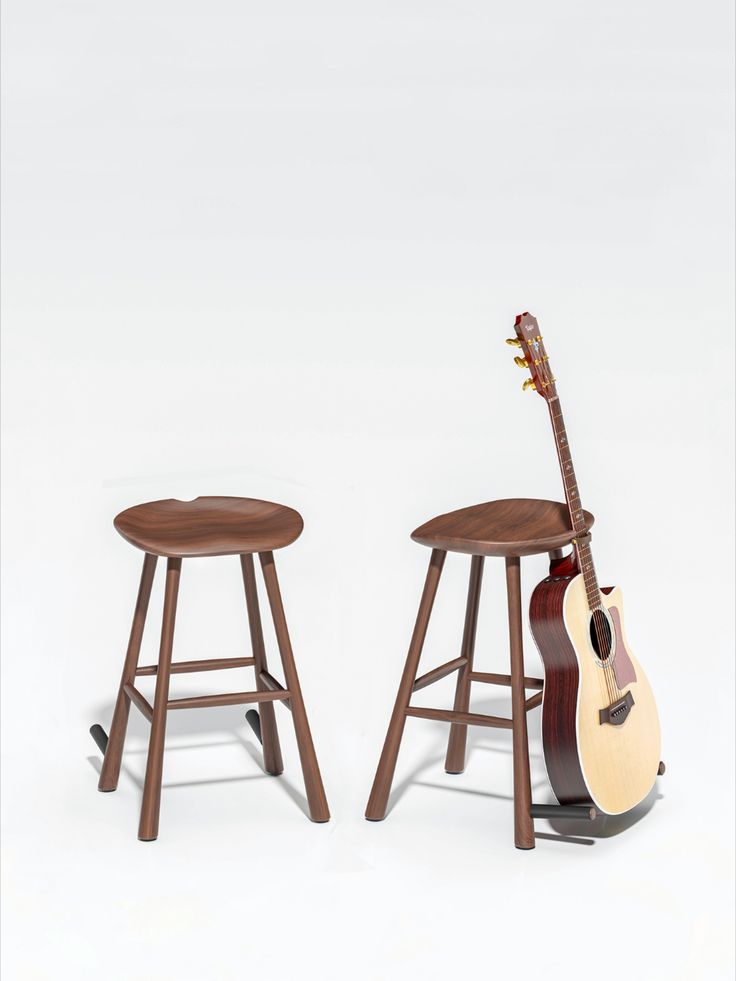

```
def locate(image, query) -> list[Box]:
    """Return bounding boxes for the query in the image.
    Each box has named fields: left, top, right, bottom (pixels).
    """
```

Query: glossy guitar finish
left=530, top=571, right=660, bottom=814
left=510, top=313, right=661, bottom=815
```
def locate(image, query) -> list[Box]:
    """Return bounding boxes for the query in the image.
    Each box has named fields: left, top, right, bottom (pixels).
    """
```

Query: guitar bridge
left=599, top=690, right=634, bottom=726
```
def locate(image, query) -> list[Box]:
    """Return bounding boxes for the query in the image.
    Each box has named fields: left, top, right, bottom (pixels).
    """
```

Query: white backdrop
left=2, top=2, right=734, bottom=979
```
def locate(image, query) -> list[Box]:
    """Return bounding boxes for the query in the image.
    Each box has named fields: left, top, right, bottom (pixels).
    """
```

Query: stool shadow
left=385, top=695, right=544, bottom=814
left=382, top=694, right=662, bottom=846
left=87, top=701, right=310, bottom=818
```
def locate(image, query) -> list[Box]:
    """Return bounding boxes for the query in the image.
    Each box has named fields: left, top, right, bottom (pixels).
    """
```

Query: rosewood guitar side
left=529, top=575, right=590, bottom=804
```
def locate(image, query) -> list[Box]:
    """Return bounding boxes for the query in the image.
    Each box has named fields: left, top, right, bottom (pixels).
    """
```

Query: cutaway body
left=530, top=572, right=661, bottom=815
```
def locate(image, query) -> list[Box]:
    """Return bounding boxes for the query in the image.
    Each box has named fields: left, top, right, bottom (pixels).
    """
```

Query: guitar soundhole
left=589, top=609, right=613, bottom=661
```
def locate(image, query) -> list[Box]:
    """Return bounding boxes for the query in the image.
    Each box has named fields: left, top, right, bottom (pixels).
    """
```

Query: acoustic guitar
left=509, top=313, right=661, bottom=815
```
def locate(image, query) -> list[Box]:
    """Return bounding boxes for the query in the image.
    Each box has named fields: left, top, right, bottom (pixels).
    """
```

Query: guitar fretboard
left=548, top=399, right=602, bottom=610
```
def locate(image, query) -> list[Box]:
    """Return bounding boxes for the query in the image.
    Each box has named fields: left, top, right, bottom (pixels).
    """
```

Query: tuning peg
left=513, top=356, right=528, bottom=368
left=522, top=378, right=536, bottom=391
left=505, top=338, right=522, bottom=348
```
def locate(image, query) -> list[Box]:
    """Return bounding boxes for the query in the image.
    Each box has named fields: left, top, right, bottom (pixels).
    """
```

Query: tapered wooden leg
left=138, top=557, right=181, bottom=841
left=365, top=549, right=446, bottom=821
left=99, top=553, right=158, bottom=792
left=240, top=553, right=283, bottom=775
left=259, top=551, right=329, bottom=822
left=445, top=554, right=484, bottom=774
left=506, top=555, right=534, bottom=849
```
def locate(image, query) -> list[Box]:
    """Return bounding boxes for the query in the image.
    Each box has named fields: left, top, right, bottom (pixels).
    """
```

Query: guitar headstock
left=506, top=312, right=557, bottom=402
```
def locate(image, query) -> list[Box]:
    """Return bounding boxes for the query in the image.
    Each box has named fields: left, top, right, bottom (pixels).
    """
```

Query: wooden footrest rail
left=123, top=683, right=154, bottom=722
left=470, top=671, right=544, bottom=690
left=136, top=656, right=256, bottom=676
left=413, top=656, right=467, bottom=692
left=167, top=689, right=290, bottom=711
left=405, top=662, right=545, bottom=729
left=121, top=680, right=291, bottom=721
left=406, top=706, right=514, bottom=729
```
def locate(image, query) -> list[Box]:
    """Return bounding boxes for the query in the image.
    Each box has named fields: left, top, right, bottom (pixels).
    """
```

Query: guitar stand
left=90, top=724, right=109, bottom=757
left=530, top=804, right=596, bottom=820
left=89, top=712, right=267, bottom=766
left=245, top=709, right=263, bottom=745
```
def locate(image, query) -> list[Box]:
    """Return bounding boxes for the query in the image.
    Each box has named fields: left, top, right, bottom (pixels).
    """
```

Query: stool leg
left=445, top=554, right=484, bottom=774
left=138, top=557, right=181, bottom=841
left=365, top=548, right=446, bottom=821
left=506, top=556, right=535, bottom=849
left=98, top=553, right=158, bottom=792
left=259, top=551, right=330, bottom=823
left=240, top=553, right=283, bottom=775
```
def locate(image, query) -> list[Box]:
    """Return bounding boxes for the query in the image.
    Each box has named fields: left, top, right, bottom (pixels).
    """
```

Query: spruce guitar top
left=509, top=313, right=662, bottom=815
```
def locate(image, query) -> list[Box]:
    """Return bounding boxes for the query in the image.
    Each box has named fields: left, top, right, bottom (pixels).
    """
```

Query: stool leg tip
left=245, top=709, right=263, bottom=745
left=90, top=724, right=109, bottom=756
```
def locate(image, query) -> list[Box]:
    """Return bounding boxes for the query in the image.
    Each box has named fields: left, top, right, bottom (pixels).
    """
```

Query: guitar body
left=530, top=571, right=661, bottom=815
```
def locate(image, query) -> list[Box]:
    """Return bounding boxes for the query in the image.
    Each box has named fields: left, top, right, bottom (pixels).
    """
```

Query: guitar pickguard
left=609, top=606, right=637, bottom=688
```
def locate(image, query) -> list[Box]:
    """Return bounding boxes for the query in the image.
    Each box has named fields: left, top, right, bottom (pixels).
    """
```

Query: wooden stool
left=365, top=498, right=595, bottom=849
left=92, top=496, right=329, bottom=840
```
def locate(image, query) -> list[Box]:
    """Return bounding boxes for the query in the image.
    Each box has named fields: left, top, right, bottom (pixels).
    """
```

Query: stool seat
left=411, top=498, right=594, bottom=558
left=114, top=496, right=303, bottom=558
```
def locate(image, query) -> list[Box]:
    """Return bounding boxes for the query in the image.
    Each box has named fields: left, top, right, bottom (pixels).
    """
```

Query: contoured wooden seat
left=114, top=496, right=303, bottom=558
left=411, top=498, right=594, bottom=558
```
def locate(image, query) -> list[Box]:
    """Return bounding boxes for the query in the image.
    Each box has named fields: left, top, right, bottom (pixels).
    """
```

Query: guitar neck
left=511, top=312, right=605, bottom=612
left=546, top=396, right=603, bottom=610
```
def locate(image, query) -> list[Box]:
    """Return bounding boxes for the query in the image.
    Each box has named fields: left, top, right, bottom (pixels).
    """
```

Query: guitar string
left=538, top=352, right=620, bottom=700
left=524, top=331, right=612, bottom=698
left=529, top=331, right=620, bottom=703
left=545, top=352, right=620, bottom=701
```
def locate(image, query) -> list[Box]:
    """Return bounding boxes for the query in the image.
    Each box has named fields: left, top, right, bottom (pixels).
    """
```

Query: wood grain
left=506, top=556, right=535, bottom=849
left=139, top=557, right=181, bottom=841
left=444, top=555, right=484, bottom=773
left=114, top=496, right=303, bottom=558
left=529, top=574, right=590, bottom=804
left=98, top=552, right=157, bottom=792
left=365, top=549, right=446, bottom=821
left=411, top=498, right=593, bottom=558
left=259, top=551, right=330, bottom=823
left=240, top=553, right=284, bottom=775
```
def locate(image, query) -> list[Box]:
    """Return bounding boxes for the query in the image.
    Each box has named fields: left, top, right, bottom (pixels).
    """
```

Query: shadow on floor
left=87, top=699, right=310, bottom=818
left=378, top=693, right=664, bottom=846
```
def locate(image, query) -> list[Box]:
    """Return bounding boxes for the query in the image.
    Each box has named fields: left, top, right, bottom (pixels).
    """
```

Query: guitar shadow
left=543, top=785, right=663, bottom=841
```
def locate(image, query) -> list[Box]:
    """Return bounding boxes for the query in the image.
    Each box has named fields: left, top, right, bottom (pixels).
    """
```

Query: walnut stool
left=91, top=496, right=329, bottom=840
left=365, top=498, right=595, bottom=849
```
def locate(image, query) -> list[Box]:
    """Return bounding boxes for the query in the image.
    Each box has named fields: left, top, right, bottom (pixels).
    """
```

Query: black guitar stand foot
left=90, top=724, right=109, bottom=755
left=530, top=803, right=597, bottom=821
left=245, top=709, right=262, bottom=745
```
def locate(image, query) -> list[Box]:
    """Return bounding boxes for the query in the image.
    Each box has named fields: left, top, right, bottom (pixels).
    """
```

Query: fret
left=546, top=396, right=601, bottom=609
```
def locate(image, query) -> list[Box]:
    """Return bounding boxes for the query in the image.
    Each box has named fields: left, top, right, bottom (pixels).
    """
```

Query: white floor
left=2, top=590, right=733, bottom=980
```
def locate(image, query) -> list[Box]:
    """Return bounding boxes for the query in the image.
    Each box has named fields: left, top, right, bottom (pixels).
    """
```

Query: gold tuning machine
left=513, top=356, right=528, bottom=368
left=505, top=337, right=522, bottom=348
left=522, top=378, right=536, bottom=391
